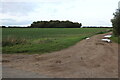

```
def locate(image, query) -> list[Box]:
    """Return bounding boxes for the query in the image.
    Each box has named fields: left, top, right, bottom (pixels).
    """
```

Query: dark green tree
left=30, top=20, right=82, bottom=28
left=111, top=9, right=120, bottom=36
left=1, top=26, right=6, bottom=28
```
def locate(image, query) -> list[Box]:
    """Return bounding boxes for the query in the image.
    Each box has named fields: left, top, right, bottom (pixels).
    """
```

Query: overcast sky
left=0, top=0, right=119, bottom=26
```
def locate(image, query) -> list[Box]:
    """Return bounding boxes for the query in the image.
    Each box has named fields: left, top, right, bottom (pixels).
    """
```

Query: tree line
left=1, top=20, right=82, bottom=28
left=30, top=20, right=82, bottom=28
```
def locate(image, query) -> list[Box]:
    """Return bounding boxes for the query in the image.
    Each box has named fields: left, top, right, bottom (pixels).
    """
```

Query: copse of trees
left=111, top=9, right=120, bottom=36
left=30, top=20, right=82, bottom=28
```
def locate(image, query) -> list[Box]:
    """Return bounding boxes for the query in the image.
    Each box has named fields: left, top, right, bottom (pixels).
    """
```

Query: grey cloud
left=1, top=2, right=38, bottom=16
left=1, top=19, right=32, bottom=26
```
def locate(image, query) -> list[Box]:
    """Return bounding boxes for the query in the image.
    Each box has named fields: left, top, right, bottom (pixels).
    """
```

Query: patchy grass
left=110, top=36, right=120, bottom=44
left=2, top=37, right=27, bottom=47
left=2, top=28, right=112, bottom=54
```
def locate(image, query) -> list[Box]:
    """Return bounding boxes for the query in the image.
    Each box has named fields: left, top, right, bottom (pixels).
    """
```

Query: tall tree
left=111, top=9, right=120, bottom=36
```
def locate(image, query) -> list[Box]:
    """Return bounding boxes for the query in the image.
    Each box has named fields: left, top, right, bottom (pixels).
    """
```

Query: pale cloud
left=1, top=19, right=32, bottom=26
left=118, top=1, right=120, bottom=9
left=1, top=2, right=38, bottom=16
left=1, top=0, right=62, bottom=2
left=0, top=0, right=120, bottom=26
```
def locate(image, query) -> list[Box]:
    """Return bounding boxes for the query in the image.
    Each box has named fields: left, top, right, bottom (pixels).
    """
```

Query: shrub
left=2, top=37, right=27, bottom=47
left=111, top=9, right=120, bottom=36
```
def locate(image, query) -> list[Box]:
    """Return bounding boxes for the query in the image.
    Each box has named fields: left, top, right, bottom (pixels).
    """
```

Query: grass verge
left=110, top=36, right=120, bottom=44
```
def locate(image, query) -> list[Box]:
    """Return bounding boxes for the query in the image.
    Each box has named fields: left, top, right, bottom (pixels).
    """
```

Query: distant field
left=2, top=28, right=112, bottom=54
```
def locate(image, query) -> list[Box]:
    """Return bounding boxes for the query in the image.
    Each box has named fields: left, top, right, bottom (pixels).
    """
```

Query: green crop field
left=2, top=28, right=112, bottom=54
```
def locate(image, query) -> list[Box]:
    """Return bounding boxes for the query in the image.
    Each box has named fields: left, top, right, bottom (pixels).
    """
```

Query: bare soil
left=2, top=32, right=119, bottom=78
